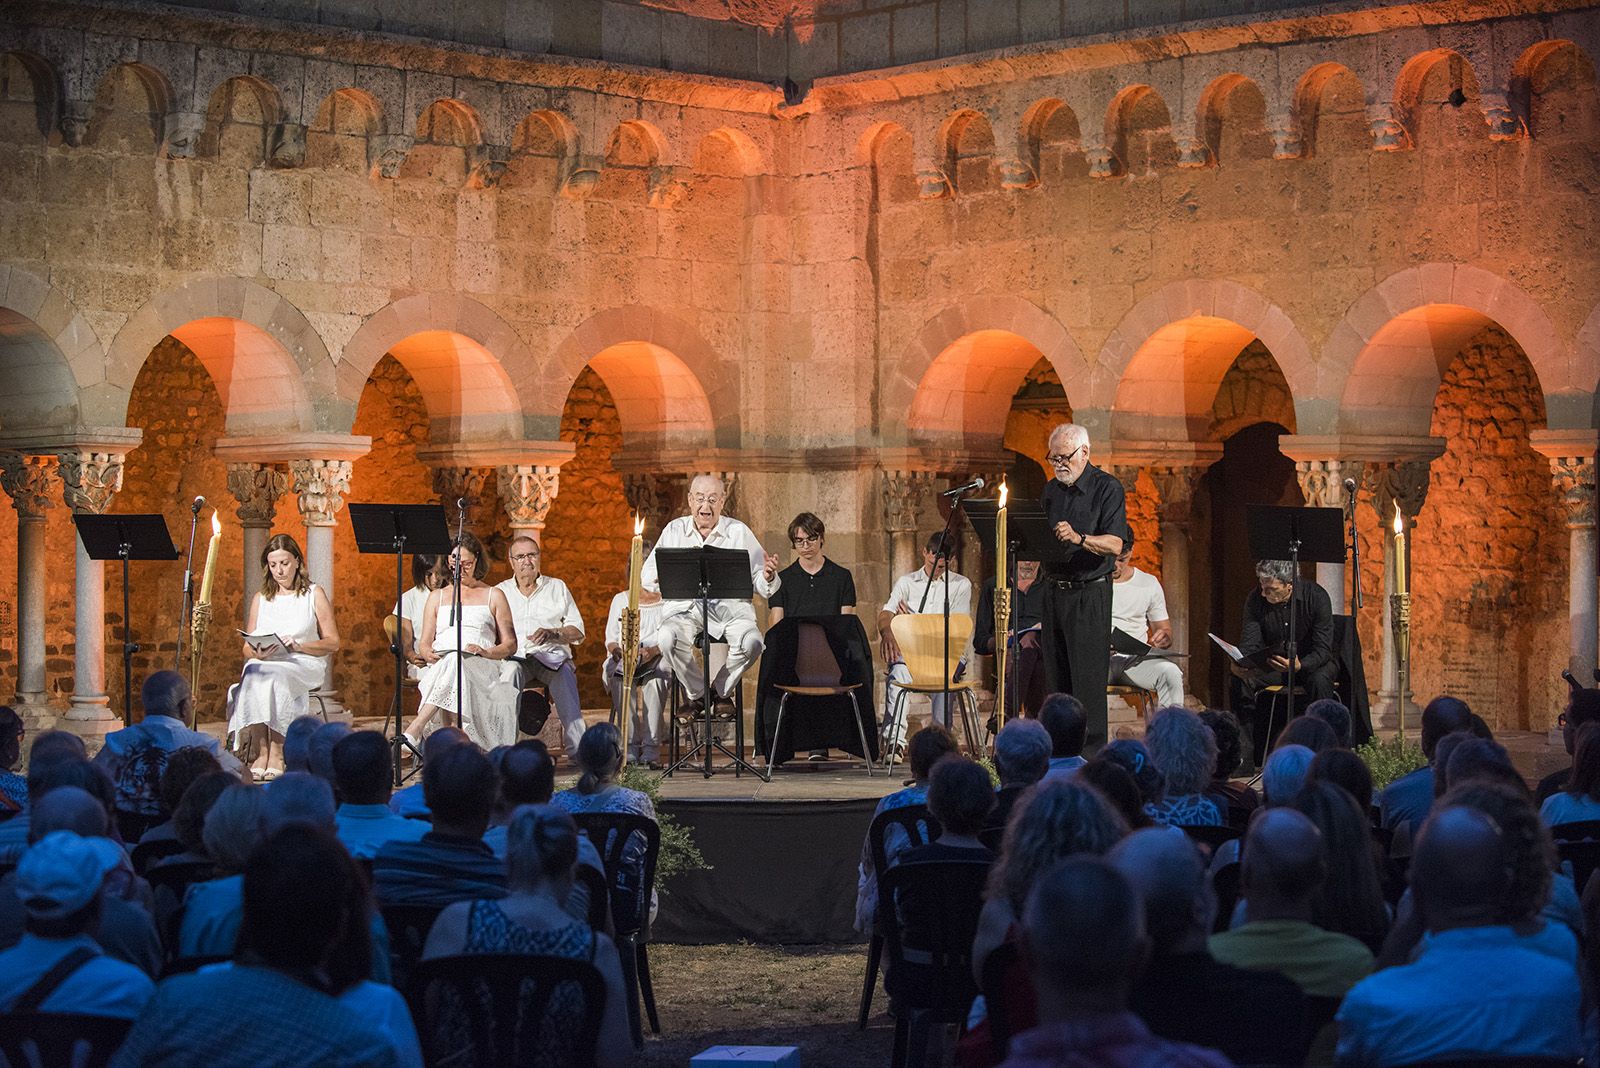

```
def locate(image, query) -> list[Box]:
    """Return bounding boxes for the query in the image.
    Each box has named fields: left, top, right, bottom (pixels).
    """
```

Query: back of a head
left=1198, top=709, right=1244, bottom=781
left=505, top=804, right=580, bottom=890
left=1305, top=699, right=1352, bottom=748
left=1411, top=805, right=1510, bottom=929
left=1431, top=731, right=1473, bottom=798
left=422, top=726, right=472, bottom=763
left=241, top=825, right=359, bottom=973
left=262, top=772, right=337, bottom=833
left=174, top=771, right=237, bottom=852
left=1308, top=747, right=1374, bottom=811
left=203, top=783, right=265, bottom=873
left=1274, top=715, right=1338, bottom=755
left=1039, top=693, right=1088, bottom=758
left=1421, top=695, right=1474, bottom=758
left=926, top=756, right=996, bottom=836
left=280, top=715, right=325, bottom=772
left=994, top=719, right=1051, bottom=787
left=1108, top=828, right=1209, bottom=954
left=500, top=743, right=557, bottom=807
left=424, top=742, right=498, bottom=827
left=994, top=778, right=1129, bottom=913
left=158, top=746, right=223, bottom=815
left=26, top=731, right=88, bottom=786
left=140, top=670, right=190, bottom=718
left=1077, top=760, right=1151, bottom=830
left=1099, top=739, right=1164, bottom=804
left=1243, top=807, right=1326, bottom=902
left=575, top=723, right=623, bottom=792
left=1567, top=689, right=1600, bottom=735
left=1024, top=856, right=1145, bottom=997
left=28, top=786, right=110, bottom=843
left=332, top=731, right=392, bottom=806
left=1440, top=779, right=1553, bottom=924
left=308, top=722, right=353, bottom=783
left=906, top=723, right=959, bottom=781
left=1568, top=721, right=1600, bottom=800
left=29, top=757, right=115, bottom=814
left=1445, top=737, right=1524, bottom=795
left=1143, top=707, right=1217, bottom=797
left=1262, top=744, right=1314, bottom=807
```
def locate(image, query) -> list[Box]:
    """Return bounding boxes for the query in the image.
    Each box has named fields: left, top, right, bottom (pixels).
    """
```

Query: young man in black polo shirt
left=1039, top=423, right=1127, bottom=751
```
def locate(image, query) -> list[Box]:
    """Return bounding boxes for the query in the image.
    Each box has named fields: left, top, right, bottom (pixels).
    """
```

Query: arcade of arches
left=0, top=0, right=1595, bottom=747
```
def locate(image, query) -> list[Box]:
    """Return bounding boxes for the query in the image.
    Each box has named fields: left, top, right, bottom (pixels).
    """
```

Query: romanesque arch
left=0, top=265, right=95, bottom=432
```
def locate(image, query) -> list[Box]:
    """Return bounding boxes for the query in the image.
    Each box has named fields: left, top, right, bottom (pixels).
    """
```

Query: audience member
left=1112, top=828, right=1311, bottom=1066
left=1209, top=808, right=1374, bottom=998
left=332, top=731, right=428, bottom=859
left=486, top=742, right=604, bottom=878
left=0, top=705, right=27, bottom=811
left=989, top=719, right=1051, bottom=830
left=1305, top=698, right=1353, bottom=748
left=1468, top=713, right=1494, bottom=739
left=1445, top=779, right=1578, bottom=939
left=135, top=746, right=224, bottom=853
left=1443, top=736, right=1526, bottom=796
left=308, top=720, right=354, bottom=787
left=423, top=804, right=631, bottom=1068
left=0, top=831, right=155, bottom=1019
left=178, top=783, right=265, bottom=958
left=0, top=731, right=93, bottom=861
left=997, top=856, right=1230, bottom=1068
left=1199, top=708, right=1260, bottom=821
left=1377, top=695, right=1472, bottom=830
left=373, top=742, right=505, bottom=908
left=1274, top=714, right=1339, bottom=754
left=1143, top=707, right=1222, bottom=826
left=113, top=826, right=403, bottom=1067
left=1428, top=731, right=1473, bottom=799
left=1289, top=781, right=1389, bottom=953
left=1336, top=806, right=1584, bottom=1066
left=387, top=726, right=471, bottom=820
left=1077, top=759, right=1157, bottom=830
left=1038, top=693, right=1088, bottom=778
left=1537, top=688, right=1600, bottom=803
left=902, top=756, right=996, bottom=864
left=95, top=671, right=242, bottom=824
left=1098, top=739, right=1164, bottom=812
left=1308, top=747, right=1374, bottom=813
left=279, top=714, right=324, bottom=776
left=854, top=723, right=958, bottom=931
left=154, top=769, right=236, bottom=868
left=550, top=723, right=659, bottom=928
left=1542, top=721, right=1600, bottom=826
left=1261, top=744, right=1314, bottom=807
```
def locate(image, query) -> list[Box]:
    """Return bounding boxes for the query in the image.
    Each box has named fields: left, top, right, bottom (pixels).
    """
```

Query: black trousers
left=1042, top=577, right=1112, bottom=749
left=1242, top=663, right=1338, bottom=767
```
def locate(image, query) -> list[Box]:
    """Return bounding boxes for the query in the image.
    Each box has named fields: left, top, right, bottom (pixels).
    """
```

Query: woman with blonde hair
left=227, top=534, right=339, bottom=780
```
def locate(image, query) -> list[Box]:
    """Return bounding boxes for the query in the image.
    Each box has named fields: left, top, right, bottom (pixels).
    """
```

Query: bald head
left=1025, top=856, right=1146, bottom=1005
left=1109, top=828, right=1211, bottom=953
left=1413, top=805, right=1509, bottom=932
left=688, top=474, right=727, bottom=533
left=1241, top=808, right=1326, bottom=915
left=28, top=786, right=110, bottom=844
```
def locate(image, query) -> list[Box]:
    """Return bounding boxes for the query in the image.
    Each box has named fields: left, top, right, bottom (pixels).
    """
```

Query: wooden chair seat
left=776, top=682, right=863, bottom=697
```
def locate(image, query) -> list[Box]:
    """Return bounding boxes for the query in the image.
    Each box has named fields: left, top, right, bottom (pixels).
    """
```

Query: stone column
left=58, top=450, right=126, bottom=733
left=1148, top=466, right=1205, bottom=656
left=1293, top=458, right=1357, bottom=614
left=882, top=470, right=929, bottom=585
left=1531, top=432, right=1598, bottom=684
left=0, top=454, right=57, bottom=719
left=496, top=464, right=562, bottom=545
left=289, top=458, right=353, bottom=715
left=433, top=466, right=490, bottom=532
left=1363, top=460, right=1432, bottom=731
left=226, top=463, right=290, bottom=622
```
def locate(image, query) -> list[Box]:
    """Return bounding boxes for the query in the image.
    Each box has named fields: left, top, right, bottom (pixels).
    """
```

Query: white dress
left=417, top=602, right=518, bottom=750
left=226, top=584, right=327, bottom=736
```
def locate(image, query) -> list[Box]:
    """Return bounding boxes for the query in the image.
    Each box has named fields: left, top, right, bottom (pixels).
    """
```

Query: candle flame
left=211, top=509, right=221, bottom=535
left=1391, top=503, right=1403, bottom=535
left=998, top=481, right=1008, bottom=508
left=633, top=513, right=644, bottom=536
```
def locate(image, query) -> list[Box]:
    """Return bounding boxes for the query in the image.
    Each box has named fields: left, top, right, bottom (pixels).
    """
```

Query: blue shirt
left=1376, top=765, right=1433, bottom=830
left=387, top=784, right=429, bottom=820
left=336, top=803, right=430, bottom=860
left=179, top=874, right=392, bottom=983
left=372, top=832, right=506, bottom=909
left=1043, top=755, right=1086, bottom=780
left=1335, top=924, right=1584, bottom=1066
left=0, top=932, right=154, bottom=1019
left=1540, top=791, right=1600, bottom=827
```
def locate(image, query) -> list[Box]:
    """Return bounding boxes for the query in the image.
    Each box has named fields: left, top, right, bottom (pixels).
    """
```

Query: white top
left=257, top=583, right=324, bottom=646
left=394, top=585, right=430, bottom=638
left=494, top=575, right=585, bottom=666
left=605, top=590, right=666, bottom=651
left=881, top=567, right=972, bottom=617
left=1111, top=567, right=1169, bottom=643
left=641, top=514, right=780, bottom=619
left=429, top=603, right=497, bottom=654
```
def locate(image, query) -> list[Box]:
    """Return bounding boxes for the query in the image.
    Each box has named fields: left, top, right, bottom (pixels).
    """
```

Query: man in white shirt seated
left=331, top=731, right=428, bottom=860
left=0, top=830, right=155, bottom=1019
left=1109, top=547, right=1184, bottom=709
left=641, top=475, right=780, bottom=718
left=602, top=559, right=670, bottom=768
left=94, top=671, right=243, bottom=823
left=878, top=532, right=974, bottom=755
left=494, top=536, right=587, bottom=758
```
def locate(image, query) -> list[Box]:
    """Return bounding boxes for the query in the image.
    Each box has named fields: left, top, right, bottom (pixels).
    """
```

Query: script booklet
left=238, top=630, right=291, bottom=660
left=1111, top=627, right=1188, bottom=660
left=1207, top=632, right=1283, bottom=671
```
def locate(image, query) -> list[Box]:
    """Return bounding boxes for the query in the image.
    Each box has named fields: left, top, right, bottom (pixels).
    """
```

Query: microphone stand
left=452, top=499, right=466, bottom=730
left=1346, top=486, right=1362, bottom=612
left=175, top=499, right=202, bottom=671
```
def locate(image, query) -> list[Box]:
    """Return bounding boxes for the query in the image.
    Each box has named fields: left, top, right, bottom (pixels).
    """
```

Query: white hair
left=1262, top=744, right=1315, bottom=806
left=688, top=473, right=726, bottom=498
left=1049, top=423, right=1090, bottom=452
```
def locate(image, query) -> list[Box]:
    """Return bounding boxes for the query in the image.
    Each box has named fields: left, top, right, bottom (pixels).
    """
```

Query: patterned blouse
left=1148, top=793, right=1223, bottom=827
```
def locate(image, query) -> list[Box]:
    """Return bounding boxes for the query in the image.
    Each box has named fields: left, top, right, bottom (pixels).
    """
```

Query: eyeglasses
left=510, top=553, right=539, bottom=563
left=1046, top=445, right=1086, bottom=468
left=688, top=493, right=723, bottom=506
left=791, top=536, right=819, bottom=547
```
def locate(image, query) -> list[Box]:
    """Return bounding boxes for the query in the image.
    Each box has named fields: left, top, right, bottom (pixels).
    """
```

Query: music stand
left=348, top=503, right=452, bottom=786
left=966, top=500, right=1073, bottom=720
left=656, top=545, right=762, bottom=779
left=72, top=514, right=179, bottom=725
left=1245, top=505, right=1345, bottom=714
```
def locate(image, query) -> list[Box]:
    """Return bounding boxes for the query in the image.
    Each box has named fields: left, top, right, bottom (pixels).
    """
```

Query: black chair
left=879, top=859, right=993, bottom=1068
left=129, top=837, right=187, bottom=876
left=767, top=621, right=875, bottom=778
left=1178, top=824, right=1241, bottom=854
left=0, top=1012, right=132, bottom=1068
left=1552, top=821, right=1600, bottom=895
left=857, top=804, right=942, bottom=1030
left=159, top=953, right=231, bottom=979
left=144, top=860, right=217, bottom=948
left=407, top=953, right=606, bottom=1068
left=978, top=939, right=1024, bottom=1062
left=114, top=809, right=165, bottom=846
left=380, top=903, right=445, bottom=995
left=1211, top=860, right=1241, bottom=934
left=573, top=862, right=613, bottom=936
left=571, top=812, right=661, bottom=1047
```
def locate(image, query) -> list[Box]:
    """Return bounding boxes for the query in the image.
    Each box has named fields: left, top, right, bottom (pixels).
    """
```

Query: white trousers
left=657, top=605, right=763, bottom=701
left=604, top=659, right=669, bottom=761
left=881, top=661, right=965, bottom=749
left=1109, top=654, right=1185, bottom=709
left=505, top=658, right=587, bottom=756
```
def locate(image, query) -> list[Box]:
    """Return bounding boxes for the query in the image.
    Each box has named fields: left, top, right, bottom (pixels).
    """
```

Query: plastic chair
left=857, top=804, right=942, bottom=1030
left=1553, top=821, right=1600, bottom=895
left=884, top=613, right=984, bottom=771
left=407, top=954, right=606, bottom=1068
left=114, top=809, right=165, bottom=847
left=159, top=953, right=231, bottom=979
left=769, top=621, right=875, bottom=779
left=571, top=812, right=661, bottom=1046
left=978, top=939, right=1026, bottom=1062
left=573, top=862, right=613, bottom=936
left=1107, top=682, right=1158, bottom=721
left=380, top=903, right=445, bottom=995
left=144, top=859, right=217, bottom=948
left=1211, top=860, right=1241, bottom=933
left=0, top=1012, right=132, bottom=1068
left=129, top=837, right=187, bottom=876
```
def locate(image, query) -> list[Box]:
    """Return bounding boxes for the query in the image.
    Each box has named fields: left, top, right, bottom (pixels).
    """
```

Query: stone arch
left=402, top=98, right=483, bottom=181
left=1293, top=62, right=1369, bottom=157
left=104, top=278, right=327, bottom=434
left=1089, top=279, right=1316, bottom=440
left=1510, top=39, right=1598, bottom=139
left=339, top=293, right=534, bottom=442
left=938, top=107, right=996, bottom=193
left=546, top=307, right=730, bottom=448
left=198, top=74, right=282, bottom=164
left=693, top=126, right=763, bottom=177
left=86, top=61, right=171, bottom=150
left=896, top=296, right=1088, bottom=449
left=1392, top=48, right=1484, bottom=147
left=1324, top=264, right=1572, bottom=436
left=0, top=50, right=59, bottom=140
left=606, top=118, right=668, bottom=168
left=1196, top=73, right=1272, bottom=164
left=1105, top=84, right=1177, bottom=176
left=306, top=86, right=383, bottom=170
left=858, top=120, right=917, bottom=203
left=1019, top=97, right=1085, bottom=183
left=0, top=264, right=96, bottom=431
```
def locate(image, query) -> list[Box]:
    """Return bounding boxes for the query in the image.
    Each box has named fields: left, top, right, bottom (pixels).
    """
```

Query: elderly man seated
left=988, top=718, right=1051, bottom=830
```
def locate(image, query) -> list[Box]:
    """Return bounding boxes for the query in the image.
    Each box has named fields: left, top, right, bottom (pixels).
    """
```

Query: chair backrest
left=130, top=837, right=187, bottom=876
left=1557, top=839, right=1600, bottom=896
left=891, top=613, right=974, bottom=687
left=867, top=804, right=942, bottom=877
left=572, top=863, right=612, bottom=934
left=979, top=939, right=1027, bottom=1061
left=1551, top=820, right=1600, bottom=843
left=408, top=953, right=606, bottom=1068
left=382, top=614, right=401, bottom=645
left=879, top=859, right=993, bottom=1015
left=0, top=1012, right=133, bottom=1068
left=115, top=810, right=165, bottom=846
left=794, top=621, right=844, bottom=689
left=381, top=903, right=446, bottom=994
left=571, top=812, right=660, bottom=937
left=159, top=953, right=231, bottom=979
left=1178, top=824, right=1242, bottom=853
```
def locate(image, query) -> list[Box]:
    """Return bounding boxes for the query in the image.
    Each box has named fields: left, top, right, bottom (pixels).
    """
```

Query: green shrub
left=1355, top=734, right=1426, bottom=791
left=617, top=763, right=709, bottom=890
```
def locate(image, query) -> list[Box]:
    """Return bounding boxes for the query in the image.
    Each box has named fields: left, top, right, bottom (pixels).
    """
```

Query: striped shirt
left=372, top=832, right=506, bottom=909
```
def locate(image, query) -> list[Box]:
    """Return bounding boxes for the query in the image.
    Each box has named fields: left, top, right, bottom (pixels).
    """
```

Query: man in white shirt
left=603, top=567, right=670, bottom=767
left=641, top=475, right=780, bottom=716
left=878, top=532, right=974, bottom=752
left=1109, top=547, right=1184, bottom=708
left=494, top=536, right=587, bottom=757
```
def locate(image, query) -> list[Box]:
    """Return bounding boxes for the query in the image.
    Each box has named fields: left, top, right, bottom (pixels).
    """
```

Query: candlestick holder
left=992, top=586, right=1011, bottom=737
left=619, top=606, right=640, bottom=767
left=1391, top=591, right=1411, bottom=739
left=189, top=600, right=212, bottom=730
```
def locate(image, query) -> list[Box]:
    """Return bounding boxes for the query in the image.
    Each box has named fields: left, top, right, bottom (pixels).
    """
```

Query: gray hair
left=1255, top=559, right=1295, bottom=585
left=1263, top=744, right=1315, bottom=807
left=140, top=670, right=190, bottom=718
left=1048, top=423, right=1090, bottom=452
left=308, top=722, right=353, bottom=783
left=281, top=715, right=324, bottom=773
left=1143, top=707, right=1218, bottom=797
left=994, top=719, right=1052, bottom=786
left=203, top=783, right=264, bottom=873
left=262, top=772, right=335, bottom=833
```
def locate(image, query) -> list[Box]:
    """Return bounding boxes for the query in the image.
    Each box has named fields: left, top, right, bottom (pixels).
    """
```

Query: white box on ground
left=691, top=1047, right=800, bottom=1066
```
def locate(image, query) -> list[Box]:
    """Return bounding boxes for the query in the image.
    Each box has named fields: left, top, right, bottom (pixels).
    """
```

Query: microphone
left=456, top=497, right=466, bottom=511
left=1342, top=478, right=1356, bottom=494
left=191, top=495, right=205, bottom=514
left=941, top=476, right=986, bottom=498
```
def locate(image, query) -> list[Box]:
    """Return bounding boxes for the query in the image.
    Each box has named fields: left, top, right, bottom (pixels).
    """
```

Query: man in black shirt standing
left=1235, top=558, right=1337, bottom=706
left=1039, top=423, right=1127, bottom=750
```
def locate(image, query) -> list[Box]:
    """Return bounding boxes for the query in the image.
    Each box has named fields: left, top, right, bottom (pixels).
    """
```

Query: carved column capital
left=433, top=466, right=490, bottom=515
left=882, top=471, right=930, bottom=533
left=1085, top=146, right=1119, bottom=179
left=1366, top=103, right=1410, bottom=151
left=1549, top=455, right=1597, bottom=531
left=1175, top=136, right=1212, bottom=169
left=1362, top=459, right=1432, bottom=525
left=622, top=472, right=683, bottom=533
left=996, top=157, right=1038, bottom=190
left=1269, top=110, right=1304, bottom=160
left=1149, top=466, right=1205, bottom=528
left=226, top=462, right=289, bottom=527
left=289, top=459, right=353, bottom=527
left=57, top=451, right=125, bottom=515
left=1294, top=458, right=1357, bottom=510
left=915, top=166, right=952, bottom=200
left=1106, top=464, right=1142, bottom=496
left=1478, top=90, right=1526, bottom=142
left=0, top=454, right=58, bottom=519
left=497, top=465, right=561, bottom=530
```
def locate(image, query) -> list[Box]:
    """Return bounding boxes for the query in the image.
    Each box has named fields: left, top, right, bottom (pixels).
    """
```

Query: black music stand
left=72, top=514, right=179, bottom=725
left=349, top=503, right=452, bottom=786
left=1246, top=505, right=1345, bottom=711
left=657, top=545, right=762, bottom=779
left=966, top=500, right=1072, bottom=717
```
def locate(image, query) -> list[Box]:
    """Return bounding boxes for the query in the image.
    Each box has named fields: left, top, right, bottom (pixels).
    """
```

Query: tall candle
left=1391, top=504, right=1407, bottom=596
left=996, top=481, right=1009, bottom=585
left=627, top=514, right=644, bottom=610
left=197, top=510, right=222, bottom=603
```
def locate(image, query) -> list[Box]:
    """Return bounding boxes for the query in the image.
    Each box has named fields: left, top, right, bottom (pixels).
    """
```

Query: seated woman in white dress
left=402, top=533, right=519, bottom=752
left=227, top=533, right=340, bottom=780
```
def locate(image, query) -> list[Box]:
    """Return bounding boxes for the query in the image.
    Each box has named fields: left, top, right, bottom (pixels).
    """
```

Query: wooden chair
left=884, top=613, right=984, bottom=771
left=381, top=615, right=420, bottom=721
left=858, top=804, right=943, bottom=1030
left=768, top=621, right=875, bottom=779
left=0, top=1013, right=132, bottom=1068
left=1107, top=683, right=1158, bottom=721
left=406, top=954, right=606, bottom=1068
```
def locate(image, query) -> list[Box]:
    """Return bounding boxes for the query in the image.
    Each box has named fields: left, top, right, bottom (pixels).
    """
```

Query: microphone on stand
left=941, top=476, right=986, bottom=498
left=1344, top=478, right=1363, bottom=611
left=191, top=495, right=205, bottom=514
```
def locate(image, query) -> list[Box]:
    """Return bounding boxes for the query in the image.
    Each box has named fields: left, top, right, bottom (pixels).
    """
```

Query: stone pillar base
left=311, top=689, right=351, bottom=724
left=11, top=694, right=57, bottom=735
left=61, top=701, right=121, bottom=754
left=1370, top=692, right=1421, bottom=734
